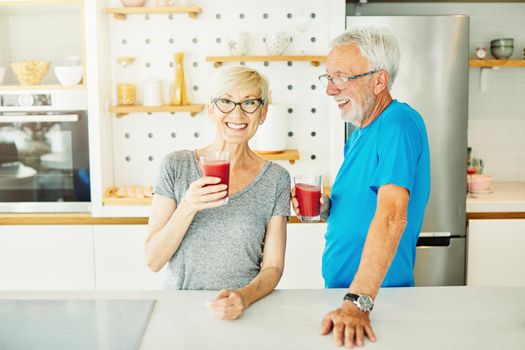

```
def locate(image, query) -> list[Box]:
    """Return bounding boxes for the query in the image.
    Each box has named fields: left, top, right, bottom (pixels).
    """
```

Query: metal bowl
left=490, top=45, right=514, bottom=59
left=490, top=38, right=514, bottom=47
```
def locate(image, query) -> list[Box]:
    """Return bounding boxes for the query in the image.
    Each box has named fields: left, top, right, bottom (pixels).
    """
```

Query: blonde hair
left=332, top=26, right=401, bottom=90
left=209, top=66, right=270, bottom=105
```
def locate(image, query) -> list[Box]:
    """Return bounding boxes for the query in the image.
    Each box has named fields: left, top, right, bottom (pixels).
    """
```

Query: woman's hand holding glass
left=180, top=177, right=228, bottom=214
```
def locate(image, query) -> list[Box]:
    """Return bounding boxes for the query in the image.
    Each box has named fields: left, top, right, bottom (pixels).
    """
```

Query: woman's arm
left=145, top=177, right=227, bottom=272
left=207, top=215, right=287, bottom=319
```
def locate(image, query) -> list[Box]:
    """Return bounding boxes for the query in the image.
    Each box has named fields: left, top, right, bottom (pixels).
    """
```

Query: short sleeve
left=271, top=168, right=291, bottom=217
left=369, top=114, right=421, bottom=194
left=153, top=155, right=177, bottom=201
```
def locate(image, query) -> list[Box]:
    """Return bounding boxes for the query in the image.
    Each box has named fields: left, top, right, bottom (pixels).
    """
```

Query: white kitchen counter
left=1, top=287, right=524, bottom=350
left=467, top=181, right=525, bottom=213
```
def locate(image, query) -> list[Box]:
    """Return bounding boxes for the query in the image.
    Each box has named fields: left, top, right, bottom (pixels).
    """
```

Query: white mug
left=143, top=79, right=163, bottom=106
left=227, top=32, right=252, bottom=56
left=0, top=67, right=5, bottom=84
left=264, top=32, right=292, bottom=55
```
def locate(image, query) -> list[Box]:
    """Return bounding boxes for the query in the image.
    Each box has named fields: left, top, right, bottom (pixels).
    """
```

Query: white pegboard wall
left=107, top=0, right=333, bottom=187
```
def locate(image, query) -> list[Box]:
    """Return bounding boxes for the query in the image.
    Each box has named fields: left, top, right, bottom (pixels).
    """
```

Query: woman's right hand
left=180, top=177, right=228, bottom=214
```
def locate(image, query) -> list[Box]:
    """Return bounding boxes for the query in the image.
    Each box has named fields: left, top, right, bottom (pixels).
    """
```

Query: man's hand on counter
left=206, top=289, right=245, bottom=320
left=320, top=301, right=376, bottom=348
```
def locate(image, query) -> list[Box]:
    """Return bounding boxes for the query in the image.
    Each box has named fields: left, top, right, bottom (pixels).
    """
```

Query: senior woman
left=145, top=66, right=290, bottom=320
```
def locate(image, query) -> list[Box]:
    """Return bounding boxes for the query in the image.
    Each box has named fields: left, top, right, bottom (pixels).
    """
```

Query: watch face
left=357, top=295, right=374, bottom=311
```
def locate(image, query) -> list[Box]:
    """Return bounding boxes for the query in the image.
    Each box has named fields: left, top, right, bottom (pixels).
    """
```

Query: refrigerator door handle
left=417, top=232, right=452, bottom=247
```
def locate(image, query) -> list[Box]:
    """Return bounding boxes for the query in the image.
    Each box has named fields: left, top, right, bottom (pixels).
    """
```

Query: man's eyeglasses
left=212, top=98, right=264, bottom=114
left=318, top=70, right=378, bottom=90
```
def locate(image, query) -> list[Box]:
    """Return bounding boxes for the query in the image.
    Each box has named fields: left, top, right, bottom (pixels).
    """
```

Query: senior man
left=292, top=26, right=430, bottom=347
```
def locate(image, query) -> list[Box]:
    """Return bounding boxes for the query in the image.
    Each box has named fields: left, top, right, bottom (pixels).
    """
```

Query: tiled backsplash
left=347, top=3, right=525, bottom=181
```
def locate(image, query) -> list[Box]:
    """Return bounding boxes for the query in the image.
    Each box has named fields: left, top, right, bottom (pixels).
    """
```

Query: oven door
left=0, top=112, right=90, bottom=212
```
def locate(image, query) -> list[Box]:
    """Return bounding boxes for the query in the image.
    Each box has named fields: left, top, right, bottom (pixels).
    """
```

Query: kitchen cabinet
left=277, top=223, right=325, bottom=289
left=467, top=219, right=525, bottom=286
left=93, top=225, right=165, bottom=290
left=0, top=225, right=94, bottom=290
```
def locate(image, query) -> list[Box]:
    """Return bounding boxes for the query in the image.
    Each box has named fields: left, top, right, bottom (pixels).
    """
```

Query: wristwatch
left=343, top=293, right=374, bottom=312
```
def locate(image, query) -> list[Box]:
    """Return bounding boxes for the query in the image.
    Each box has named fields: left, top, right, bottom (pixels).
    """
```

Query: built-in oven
left=0, top=89, right=90, bottom=212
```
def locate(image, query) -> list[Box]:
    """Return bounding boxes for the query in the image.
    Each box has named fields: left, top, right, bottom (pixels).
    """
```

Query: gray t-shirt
left=153, top=150, right=291, bottom=290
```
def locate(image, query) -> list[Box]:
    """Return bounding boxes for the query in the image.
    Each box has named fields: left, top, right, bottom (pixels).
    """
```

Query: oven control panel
left=1, top=93, right=51, bottom=107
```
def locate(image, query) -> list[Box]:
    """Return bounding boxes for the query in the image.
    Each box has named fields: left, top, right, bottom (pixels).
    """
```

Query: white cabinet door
left=277, top=223, right=326, bottom=289
left=0, top=225, right=94, bottom=290
left=467, top=219, right=525, bottom=286
left=93, top=225, right=165, bottom=290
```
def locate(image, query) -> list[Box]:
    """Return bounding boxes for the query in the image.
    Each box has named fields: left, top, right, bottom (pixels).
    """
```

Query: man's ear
left=373, top=70, right=389, bottom=95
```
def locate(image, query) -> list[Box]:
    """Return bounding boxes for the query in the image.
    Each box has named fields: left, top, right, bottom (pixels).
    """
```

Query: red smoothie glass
left=294, top=174, right=322, bottom=222
left=199, top=151, right=231, bottom=203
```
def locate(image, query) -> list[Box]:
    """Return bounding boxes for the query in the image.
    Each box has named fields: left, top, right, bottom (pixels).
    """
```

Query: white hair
left=209, top=66, right=270, bottom=105
left=332, top=26, right=401, bottom=90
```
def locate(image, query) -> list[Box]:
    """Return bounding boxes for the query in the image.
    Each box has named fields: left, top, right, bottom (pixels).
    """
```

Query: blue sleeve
left=369, top=113, right=421, bottom=194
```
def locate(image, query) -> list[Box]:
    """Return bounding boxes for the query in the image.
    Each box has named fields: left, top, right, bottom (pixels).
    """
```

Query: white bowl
left=53, top=66, right=83, bottom=85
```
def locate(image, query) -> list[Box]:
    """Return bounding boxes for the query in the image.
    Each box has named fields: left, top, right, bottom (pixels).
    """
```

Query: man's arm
left=349, top=183, right=409, bottom=298
left=320, top=184, right=409, bottom=348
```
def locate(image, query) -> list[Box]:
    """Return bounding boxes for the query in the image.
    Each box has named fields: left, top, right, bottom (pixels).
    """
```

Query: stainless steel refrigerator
left=345, top=16, right=469, bottom=286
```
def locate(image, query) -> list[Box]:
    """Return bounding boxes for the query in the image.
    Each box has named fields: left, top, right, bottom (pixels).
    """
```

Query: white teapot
left=263, top=32, right=292, bottom=56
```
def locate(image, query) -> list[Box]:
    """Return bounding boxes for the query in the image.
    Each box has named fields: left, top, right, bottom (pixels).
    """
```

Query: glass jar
left=117, top=83, right=136, bottom=106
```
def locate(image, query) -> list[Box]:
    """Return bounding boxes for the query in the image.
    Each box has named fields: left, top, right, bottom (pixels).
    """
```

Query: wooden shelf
left=206, top=55, right=326, bottom=68
left=103, top=186, right=153, bottom=206
left=108, top=104, right=205, bottom=118
left=254, top=149, right=300, bottom=164
left=469, top=59, right=525, bottom=68
left=105, top=6, right=202, bottom=20
left=0, top=84, right=86, bottom=91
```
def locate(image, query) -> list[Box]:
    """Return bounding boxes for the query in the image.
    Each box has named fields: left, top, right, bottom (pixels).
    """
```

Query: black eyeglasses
left=212, top=98, right=264, bottom=114
left=318, top=70, right=378, bottom=90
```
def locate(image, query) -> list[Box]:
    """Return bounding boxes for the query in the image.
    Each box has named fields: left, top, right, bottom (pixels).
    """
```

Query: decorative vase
left=170, top=52, right=190, bottom=106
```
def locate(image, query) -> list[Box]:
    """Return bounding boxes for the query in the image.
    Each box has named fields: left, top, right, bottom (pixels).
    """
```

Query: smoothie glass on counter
left=294, top=174, right=322, bottom=222
left=199, top=151, right=231, bottom=203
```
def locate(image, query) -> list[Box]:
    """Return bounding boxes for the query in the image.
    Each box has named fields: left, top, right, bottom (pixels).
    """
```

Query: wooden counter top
left=0, top=213, right=305, bottom=225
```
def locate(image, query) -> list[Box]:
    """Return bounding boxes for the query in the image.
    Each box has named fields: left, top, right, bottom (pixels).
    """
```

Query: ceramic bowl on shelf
left=10, top=60, right=50, bottom=85
left=53, top=66, right=83, bottom=85
left=490, top=38, right=514, bottom=47
left=491, top=45, right=514, bottom=59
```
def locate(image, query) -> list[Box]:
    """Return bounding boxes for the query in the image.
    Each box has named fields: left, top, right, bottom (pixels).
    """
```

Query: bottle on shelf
left=170, top=52, right=190, bottom=106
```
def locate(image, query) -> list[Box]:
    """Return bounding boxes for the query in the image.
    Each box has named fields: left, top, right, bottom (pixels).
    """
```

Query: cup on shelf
left=143, top=79, right=163, bottom=106
left=294, top=174, right=322, bottom=222
left=263, top=32, right=292, bottom=56
left=227, top=32, right=252, bottom=56
left=117, top=83, right=137, bottom=106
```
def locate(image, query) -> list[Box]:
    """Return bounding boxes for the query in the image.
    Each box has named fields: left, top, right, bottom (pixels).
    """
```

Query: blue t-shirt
left=323, top=100, right=430, bottom=288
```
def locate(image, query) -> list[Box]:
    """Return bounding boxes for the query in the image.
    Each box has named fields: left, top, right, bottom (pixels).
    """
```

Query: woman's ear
left=207, top=103, right=214, bottom=121
left=258, top=105, right=269, bottom=125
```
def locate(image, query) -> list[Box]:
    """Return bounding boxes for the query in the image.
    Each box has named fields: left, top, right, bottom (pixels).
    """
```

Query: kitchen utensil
left=255, top=104, right=287, bottom=153
left=120, top=0, right=145, bottom=6
left=264, top=32, right=292, bottom=55
left=143, top=79, right=163, bottom=106
left=54, top=66, right=83, bottom=85
left=0, top=67, right=5, bottom=84
left=227, top=32, right=252, bottom=56
left=169, top=52, right=189, bottom=106
left=490, top=38, right=514, bottom=47
left=10, top=60, right=50, bottom=85
left=491, top=45, right=513, bottom=59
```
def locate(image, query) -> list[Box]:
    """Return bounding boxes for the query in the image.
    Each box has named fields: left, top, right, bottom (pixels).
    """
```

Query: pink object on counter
left=469, top=175, right=493, bottom=192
